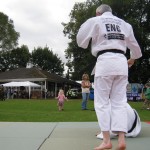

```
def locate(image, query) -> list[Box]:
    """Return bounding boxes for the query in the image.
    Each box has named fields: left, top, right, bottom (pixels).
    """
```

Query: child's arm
left=64, top=95, right=68, bottom=101
left=55, top=95, right=59, bottom=99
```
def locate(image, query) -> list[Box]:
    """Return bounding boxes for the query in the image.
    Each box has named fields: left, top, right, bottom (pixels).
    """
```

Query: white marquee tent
left=2, top=81, right=41, bottom=99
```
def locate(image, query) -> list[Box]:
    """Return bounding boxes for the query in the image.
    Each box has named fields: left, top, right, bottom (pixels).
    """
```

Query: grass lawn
left=0, top=99, right=149, bottom=122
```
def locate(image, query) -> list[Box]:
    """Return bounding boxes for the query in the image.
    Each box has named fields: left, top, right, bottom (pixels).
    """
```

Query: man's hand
left=127, top=59, right=135, bottom=68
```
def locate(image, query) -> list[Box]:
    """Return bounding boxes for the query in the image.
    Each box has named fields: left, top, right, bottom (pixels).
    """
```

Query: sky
left=0, top=0, right=85, bottom=67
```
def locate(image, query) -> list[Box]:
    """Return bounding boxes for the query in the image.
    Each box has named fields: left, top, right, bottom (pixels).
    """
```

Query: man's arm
left=126, top=24, right=142, bottom=67
left=127, top=58, right=135, bottom=68
left=126, top=24, right=142, bottom=60
left=76, top=19, right=94, bottom=49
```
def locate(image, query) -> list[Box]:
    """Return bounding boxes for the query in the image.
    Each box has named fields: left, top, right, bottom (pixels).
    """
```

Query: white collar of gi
left=101, top=12, right=113, bottom=16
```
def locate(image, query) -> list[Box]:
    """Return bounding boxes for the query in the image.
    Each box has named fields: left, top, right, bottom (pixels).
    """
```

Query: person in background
left=141, top=84, right=148, bottom=109
left=81, top=73, right=91, bottom=110
left=76, top=4, right=142, bottom=150
left=144, top=83, right=150, bottom=110
left=7, top=87, right=11, bottom=99
left=0, top=85, right=5, bottom=101
left=56, top=89, right=68, bottom=111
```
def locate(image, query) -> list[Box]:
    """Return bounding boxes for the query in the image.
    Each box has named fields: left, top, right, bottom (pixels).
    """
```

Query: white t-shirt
left=81, top=80, right=90, bottom=93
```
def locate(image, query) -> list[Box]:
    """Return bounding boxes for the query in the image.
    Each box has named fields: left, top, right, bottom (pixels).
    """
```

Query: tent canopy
left=2, top=81, right=41, bottom=87
left=1, top=81, right=41, bottom=99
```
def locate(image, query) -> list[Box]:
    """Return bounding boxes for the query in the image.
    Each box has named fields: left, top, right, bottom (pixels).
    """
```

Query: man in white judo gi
left=76, top=4, right=142, bottom=150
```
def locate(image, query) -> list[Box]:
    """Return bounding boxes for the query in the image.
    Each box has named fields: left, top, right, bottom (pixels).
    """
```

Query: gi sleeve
left=126, top=24, right=142, bottom=59
left=76, top=19, right=95, bottom=49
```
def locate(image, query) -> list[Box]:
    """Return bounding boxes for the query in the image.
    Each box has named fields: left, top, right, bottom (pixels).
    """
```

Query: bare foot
left=117, top=131, right=126, bottom=150
left=116, top=142, right=126, bottom=150
left=94, top=142, right=112, bottom=150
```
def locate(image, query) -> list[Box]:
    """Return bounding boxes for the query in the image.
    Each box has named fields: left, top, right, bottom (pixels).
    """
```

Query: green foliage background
left=63, top=0, right=150, bottom=83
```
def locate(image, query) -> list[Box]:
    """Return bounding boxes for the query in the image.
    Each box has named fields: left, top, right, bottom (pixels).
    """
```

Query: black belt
left=97, top=49, right=125, bottom=58
left=128, top=110, right=137, bottom=133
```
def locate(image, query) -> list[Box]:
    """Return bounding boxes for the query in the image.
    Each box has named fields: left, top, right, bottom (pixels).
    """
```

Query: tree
left=10, top=45, right=30, bottom=68
left=63, top=0, right=150, bottom=83
left=0, top=12, right=20, bottom=51
left=63, top=0, right=101, bottom=80
left=0, top=45, right=30, bottom=72
left=31, top=47, right=64, bottom=75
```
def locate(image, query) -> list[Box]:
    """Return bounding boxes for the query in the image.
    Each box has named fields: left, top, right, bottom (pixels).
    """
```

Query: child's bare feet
left=94, top=142, right=112, bottom=150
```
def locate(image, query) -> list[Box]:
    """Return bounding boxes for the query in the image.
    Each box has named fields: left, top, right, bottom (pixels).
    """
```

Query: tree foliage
left=0, top=45, right=30, bottom=72
left=0, top=12, right=20, bottom=51
left=31, top=47, right=64, bottom=75
left=63, top=0, right=102, bottom=80
left=63, top=0, right=150, bottom=83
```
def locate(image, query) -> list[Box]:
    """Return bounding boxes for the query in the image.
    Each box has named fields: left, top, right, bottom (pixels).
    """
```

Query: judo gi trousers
left=94, top=75, right=128, bottom=133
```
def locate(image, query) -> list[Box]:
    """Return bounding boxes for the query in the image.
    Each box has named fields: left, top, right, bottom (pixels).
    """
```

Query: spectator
left=143, top=83, right=150, bottom=110
left=81, top=73, right=91, bottom=110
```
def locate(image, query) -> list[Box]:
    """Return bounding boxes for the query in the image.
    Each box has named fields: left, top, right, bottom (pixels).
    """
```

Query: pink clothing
left=57, top=94, right=67, bottom=107
left=57, top=94, right=67, bottom=102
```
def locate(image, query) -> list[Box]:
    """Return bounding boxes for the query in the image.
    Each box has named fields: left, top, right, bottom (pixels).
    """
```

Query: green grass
left=0, top=99, right=96, bottom=122
left=0, top=99, right=149, bottom=122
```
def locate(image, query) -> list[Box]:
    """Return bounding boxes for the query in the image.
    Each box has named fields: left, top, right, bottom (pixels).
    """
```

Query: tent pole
left=29, top=86, right=30, bottom=99
left=45, top=80, right=46, bottom=99
left=55, top=83, right=57, bottom=97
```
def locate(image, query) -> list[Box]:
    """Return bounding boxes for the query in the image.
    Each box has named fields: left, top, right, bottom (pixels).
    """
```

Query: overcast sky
left=0, top=0, right=85, bottom=65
